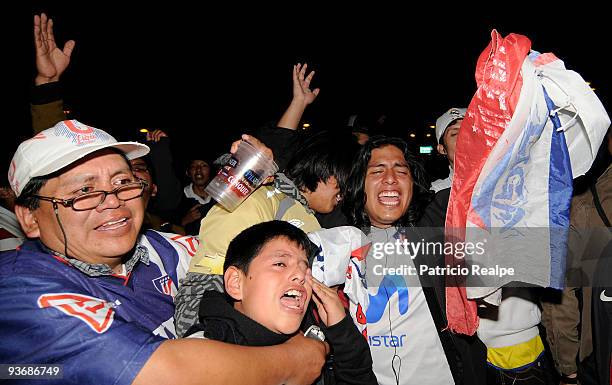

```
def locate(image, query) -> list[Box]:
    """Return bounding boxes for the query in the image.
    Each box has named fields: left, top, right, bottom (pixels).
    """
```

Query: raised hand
left=146, top=129, right=169, bottom=142
left=34, top=13, right=75, bottom=86
left=292, top=63, right=320, bottom=107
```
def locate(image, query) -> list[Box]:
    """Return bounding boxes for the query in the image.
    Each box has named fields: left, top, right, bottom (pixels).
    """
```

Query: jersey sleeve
left=0, top=274, right=165, bottom=385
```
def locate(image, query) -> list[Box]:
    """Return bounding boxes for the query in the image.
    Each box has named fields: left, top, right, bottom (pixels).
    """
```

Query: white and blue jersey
left=0, top=230, right=197, bottom=385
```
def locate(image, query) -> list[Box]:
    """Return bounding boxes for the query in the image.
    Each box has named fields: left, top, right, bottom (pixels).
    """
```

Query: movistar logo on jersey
left=368, top=334, right=407, bottom=347
left=366, top=275, right=409, bottom=323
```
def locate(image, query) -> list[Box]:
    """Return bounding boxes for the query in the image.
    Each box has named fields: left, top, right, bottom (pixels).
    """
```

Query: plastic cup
left=205, top=140, right=279, bottom=212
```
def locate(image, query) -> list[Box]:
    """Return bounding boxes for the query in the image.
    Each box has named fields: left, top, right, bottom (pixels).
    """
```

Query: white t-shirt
left=431, top=166, right=454, bottom=193
left=183, top=183, right=211, bottom=205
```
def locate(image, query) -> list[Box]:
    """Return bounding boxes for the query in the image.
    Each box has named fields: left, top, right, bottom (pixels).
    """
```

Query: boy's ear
left=224, top=266, right=244, bottom=301
left=14, top=205, right=40, bottom=238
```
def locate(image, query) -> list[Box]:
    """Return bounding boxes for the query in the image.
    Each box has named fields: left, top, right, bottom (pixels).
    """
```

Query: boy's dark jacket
left=186, top=291, right=377, bottom=385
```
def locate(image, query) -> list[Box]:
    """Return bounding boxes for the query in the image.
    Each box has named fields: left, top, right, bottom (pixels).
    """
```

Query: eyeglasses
left=32, top=180, right=147, bottom=211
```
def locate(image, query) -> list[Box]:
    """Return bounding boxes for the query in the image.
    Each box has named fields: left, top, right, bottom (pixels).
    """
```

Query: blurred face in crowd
left=226, top=236, right=312, bottom=335
left=364, top=145, right=413, bottom=228
left=130, top=158, right=156, bottom=206
left=437, top=119, right=463, bottom=169
left=302, top=176, right=341, bottom=214
left=188, top=160, right=211, bottom=187
left=16, top=150, right=145, bottom=269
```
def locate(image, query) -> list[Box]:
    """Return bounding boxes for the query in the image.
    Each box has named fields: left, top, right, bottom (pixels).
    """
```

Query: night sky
left=5, top=3, right=610, bottom=181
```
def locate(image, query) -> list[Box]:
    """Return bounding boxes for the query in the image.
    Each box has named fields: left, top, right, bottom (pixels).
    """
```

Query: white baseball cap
left=435, top=108, right=466, bottom=143
left=8, top=120, right=150, bottom=197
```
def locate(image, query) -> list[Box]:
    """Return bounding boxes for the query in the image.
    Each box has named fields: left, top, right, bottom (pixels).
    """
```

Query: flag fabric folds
left=445, top=30, right=610, bottom=335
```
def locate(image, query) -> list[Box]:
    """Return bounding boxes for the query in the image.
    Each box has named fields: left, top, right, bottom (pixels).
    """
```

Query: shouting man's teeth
left=379, top=191, right=400, bottom=206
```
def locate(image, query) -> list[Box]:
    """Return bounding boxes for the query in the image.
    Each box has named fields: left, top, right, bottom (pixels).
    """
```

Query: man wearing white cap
left=431, top=107, right=466, bottom=193
left=0, top=119, right=326, bottom=385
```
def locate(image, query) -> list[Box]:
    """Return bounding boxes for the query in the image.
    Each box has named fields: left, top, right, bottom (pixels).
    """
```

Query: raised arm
left=277, top=63, right=320, bottom=130
left=31, top=13, right=74, bottom=132
left=144, top=129, right=185, bottom=215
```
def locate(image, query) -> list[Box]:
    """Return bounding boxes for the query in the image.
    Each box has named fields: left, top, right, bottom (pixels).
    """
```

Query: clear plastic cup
left=205, top=140, right=279, bottom=212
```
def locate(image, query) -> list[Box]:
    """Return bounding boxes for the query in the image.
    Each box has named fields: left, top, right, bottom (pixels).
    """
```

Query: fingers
left=323, top=340, right=330, bottom=355
left=146, top=129, right=168, bottom=142
left=311, top=293, right=323, bottom=309
left=230, top=139, right=241, bottom=154
left=230, top=135, right=274, bottom=161
left=238, top=135, right=274, bottom=161
left=63, top=40, right=76, bottom=57
left=293, top=63, right=318, bottom=100
left=292, top=64, right=299, bottom=84
left=310, top=277, right=336, bottom=297
left=40, top=13, right=49, bottom=44
left=34, top=15, right=43, bottom=49
left=46, top=18, right=57, bottom=50
left=298, top=63, right=307, bottom=81
left=303, top=70, right=315, bottom=87
left=309, top=278, right=345, bottom=326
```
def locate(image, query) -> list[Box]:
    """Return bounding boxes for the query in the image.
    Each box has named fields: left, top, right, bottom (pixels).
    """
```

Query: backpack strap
left=590, top=183, right=611, bottom=228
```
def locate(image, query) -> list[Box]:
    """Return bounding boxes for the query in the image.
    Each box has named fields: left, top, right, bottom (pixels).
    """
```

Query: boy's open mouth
left=280, top=288, right=306, bottom=311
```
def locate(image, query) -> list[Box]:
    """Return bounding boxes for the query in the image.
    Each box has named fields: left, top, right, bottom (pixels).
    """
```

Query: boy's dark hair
left=285, top=130, right=358, bottom=195
left=342, top=135, right=433, bottom=230
left=224, top=220, right=314, bottom=274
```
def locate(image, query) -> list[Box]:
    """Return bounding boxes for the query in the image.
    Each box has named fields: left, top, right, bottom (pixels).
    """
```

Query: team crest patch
left=153, top=274, right=174, bottom=295
left=37, top=293, right=116, bottom=334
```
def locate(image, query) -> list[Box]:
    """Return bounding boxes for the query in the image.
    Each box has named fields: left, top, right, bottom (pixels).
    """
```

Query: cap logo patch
left=56, top=120, right=112, bottom=146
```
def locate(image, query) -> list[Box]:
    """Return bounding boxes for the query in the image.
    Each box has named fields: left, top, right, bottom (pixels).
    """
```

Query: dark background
left=5, top=2, right=610, bottom=182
